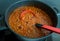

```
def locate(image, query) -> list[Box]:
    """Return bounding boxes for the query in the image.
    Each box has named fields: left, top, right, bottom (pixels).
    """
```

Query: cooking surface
left=0, top=0, right=60, bottom=41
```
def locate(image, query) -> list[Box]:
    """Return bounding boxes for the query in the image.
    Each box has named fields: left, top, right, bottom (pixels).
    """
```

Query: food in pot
left=8, top=6, right=52, bottom=38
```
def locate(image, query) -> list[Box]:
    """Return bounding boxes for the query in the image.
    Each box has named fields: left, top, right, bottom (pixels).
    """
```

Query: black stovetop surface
left=0, top=29, right=20, bottom=41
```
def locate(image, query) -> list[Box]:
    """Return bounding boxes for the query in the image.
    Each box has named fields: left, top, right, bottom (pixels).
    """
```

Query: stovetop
left=0, top=0, right=60, bottom=41
left=0, top=29, right=20, bottom=41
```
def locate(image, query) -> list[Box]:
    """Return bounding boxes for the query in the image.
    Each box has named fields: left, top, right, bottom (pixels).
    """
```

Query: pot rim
left=5, top=0, right=57, bottom=40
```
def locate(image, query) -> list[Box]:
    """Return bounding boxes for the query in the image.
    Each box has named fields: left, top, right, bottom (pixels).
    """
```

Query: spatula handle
left=42, top=25, right=60, bottom=34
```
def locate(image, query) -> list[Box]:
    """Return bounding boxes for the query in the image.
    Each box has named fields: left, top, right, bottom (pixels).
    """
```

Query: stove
left=0, top=0, right=60, bottom=41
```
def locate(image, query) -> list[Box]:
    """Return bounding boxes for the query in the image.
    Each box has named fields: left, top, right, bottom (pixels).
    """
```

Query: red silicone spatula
left=35, top=23, right=60, bottom=34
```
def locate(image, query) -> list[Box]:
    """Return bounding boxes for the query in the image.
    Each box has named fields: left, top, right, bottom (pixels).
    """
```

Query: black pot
left=0, top=0, right=58, bottom=41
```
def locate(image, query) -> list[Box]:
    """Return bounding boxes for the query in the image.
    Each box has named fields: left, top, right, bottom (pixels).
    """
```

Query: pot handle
left=53, top=7, right=59, bottom=13
left=57, top=13, right=60, bottom=28
left=0, top=14, right=8, bottom=31
left=53, top=7, right=60, bottom=28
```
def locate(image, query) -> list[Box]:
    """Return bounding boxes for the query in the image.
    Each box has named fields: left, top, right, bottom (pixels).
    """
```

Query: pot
left=0, top=0, right=58, bottom=41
